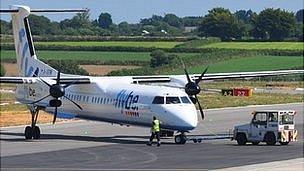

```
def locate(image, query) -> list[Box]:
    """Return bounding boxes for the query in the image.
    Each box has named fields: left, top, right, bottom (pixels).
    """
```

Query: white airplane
left=0, top=5, right=303, bottom=144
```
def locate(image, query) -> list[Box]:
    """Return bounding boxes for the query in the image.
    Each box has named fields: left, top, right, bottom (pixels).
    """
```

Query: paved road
left=1, top=103, right=303, bottom=170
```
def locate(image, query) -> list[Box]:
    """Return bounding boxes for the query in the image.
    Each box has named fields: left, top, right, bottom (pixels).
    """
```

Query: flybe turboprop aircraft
left=0, top=5, right=303, bottom=144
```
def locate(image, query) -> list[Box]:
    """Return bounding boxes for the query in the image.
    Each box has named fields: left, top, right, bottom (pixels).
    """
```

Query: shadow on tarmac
left=0, top=131, right=176, bottom=145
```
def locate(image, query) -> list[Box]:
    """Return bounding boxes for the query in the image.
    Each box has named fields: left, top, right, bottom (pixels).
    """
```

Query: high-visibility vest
left=153, top=119, right=160, bottom=132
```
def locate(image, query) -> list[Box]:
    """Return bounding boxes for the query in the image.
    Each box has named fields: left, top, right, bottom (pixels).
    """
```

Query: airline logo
left=115, top=90, right=139, bottom=117
left=18, top=28, right=29, bottom=75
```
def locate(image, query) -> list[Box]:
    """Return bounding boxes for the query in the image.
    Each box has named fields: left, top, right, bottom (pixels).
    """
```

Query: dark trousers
left=149, top=131, right=160, bottom=144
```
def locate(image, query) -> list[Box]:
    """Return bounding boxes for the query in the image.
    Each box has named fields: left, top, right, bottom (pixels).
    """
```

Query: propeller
left=31, top=71, right=83, bottom=124
left=180, top=58, right=208, bottom=120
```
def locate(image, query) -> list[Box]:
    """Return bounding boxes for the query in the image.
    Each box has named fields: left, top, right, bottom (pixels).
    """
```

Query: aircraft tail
left=9, top=5, right=56, bottom=77
left=2, top=5, right=87, bottom=77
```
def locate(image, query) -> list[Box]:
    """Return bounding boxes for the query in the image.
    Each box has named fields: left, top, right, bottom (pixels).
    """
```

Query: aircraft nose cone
left=182, top=111, right=198, bottom=129
left=165, top=105, right=198, bottom=131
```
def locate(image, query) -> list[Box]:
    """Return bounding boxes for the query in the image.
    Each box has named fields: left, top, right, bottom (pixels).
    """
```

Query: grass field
left=34, top=41, right=182, bottom=48
left=187, top=56, right=303, bottom=73
left=202, top=42, right=304, bottom=50
left=199, top=93, right=303, bottom=109
left=0, top=50, right=198, bottom=62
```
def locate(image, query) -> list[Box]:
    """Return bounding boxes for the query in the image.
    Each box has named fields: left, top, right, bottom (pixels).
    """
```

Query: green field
left=33, top=41, right=182, bottom=49
left=0, top=50, right=198, bottom=62
left=201, top=42, right=304, bottom=50
left=163, top=56, right=304, bottom=74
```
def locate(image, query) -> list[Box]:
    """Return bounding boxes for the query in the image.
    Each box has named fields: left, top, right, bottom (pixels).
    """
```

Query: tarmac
left=1, top=103, right=303, bottom=170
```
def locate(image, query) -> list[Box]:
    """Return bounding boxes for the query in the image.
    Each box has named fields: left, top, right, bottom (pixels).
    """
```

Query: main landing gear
left=24, top=107, right=41, bottom=140
left=174, top=133, right=187, bottom=144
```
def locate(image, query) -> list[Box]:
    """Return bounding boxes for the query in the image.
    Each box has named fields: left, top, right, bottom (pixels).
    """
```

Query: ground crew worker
left=147, top=116, right=161, bottom=146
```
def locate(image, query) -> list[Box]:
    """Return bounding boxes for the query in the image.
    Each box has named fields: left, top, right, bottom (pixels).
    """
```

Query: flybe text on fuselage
left=115, top=89, right=140, bottom=116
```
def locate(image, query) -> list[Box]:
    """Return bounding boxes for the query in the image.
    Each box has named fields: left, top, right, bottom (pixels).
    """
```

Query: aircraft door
left=250, top=112, right=267, bottom=141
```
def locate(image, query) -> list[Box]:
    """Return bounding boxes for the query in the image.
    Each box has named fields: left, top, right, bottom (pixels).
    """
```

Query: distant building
left=184, top=26, right=197, bottom=33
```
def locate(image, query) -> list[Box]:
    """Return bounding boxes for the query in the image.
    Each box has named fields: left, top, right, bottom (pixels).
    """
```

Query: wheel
left=252, top=141, right=260, bottom=145
left=24, top=126, right=33, bottom=139
left=175, top=135, right=182, bottom=144
left=279, top=142, right=289, bottom=145
left=174, top=134, right=187, bottom=144
left=180, top=135, right=187, bottom=144
left=193, top=139, right=197, bottom=143
left=32, top=126, right=41, bottom=139
left=236, top=133, right=247, bottom=145
left=265, top=132, right=276, bottom=145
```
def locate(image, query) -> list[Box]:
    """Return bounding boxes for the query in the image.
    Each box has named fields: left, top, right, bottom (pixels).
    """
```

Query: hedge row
left=0, top=34, right=196, bottom=42
left=174, top=37, right=221, bottom=48
left=0, top=58, right=149, bottom=66
left=1, top=43, right=302, bottom=56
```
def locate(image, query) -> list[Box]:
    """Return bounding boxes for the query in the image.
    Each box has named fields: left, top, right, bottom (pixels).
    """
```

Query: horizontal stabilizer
left=0, top=9, right=88, bottom=13
left=0, top=77, right=91, bottom=85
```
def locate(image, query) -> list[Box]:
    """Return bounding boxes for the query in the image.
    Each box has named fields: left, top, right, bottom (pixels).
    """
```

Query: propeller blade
left=30, top=95, right=51, bottom=104
left=184, top=68, right=192, bottom=83
left=179, top=57, right=192, bottom=83
left=56, top=71, right=61, bottom=85
left=64, top=95, right=83, bottom=110
left=195, top=66, right=209, bottom=84
left=53, top=107, right=58, bottom=124
left=195, top=94, right=204, bottom=120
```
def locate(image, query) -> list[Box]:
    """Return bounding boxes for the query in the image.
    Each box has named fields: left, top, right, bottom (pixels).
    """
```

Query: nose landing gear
left=174, top=133, right=187, bottom=144
left=24, top=106, right=42, bottom=140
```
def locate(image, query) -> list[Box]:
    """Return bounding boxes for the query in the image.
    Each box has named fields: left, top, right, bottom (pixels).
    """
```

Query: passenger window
left=252, top=112, right=267, bottom=125
left=268, top=112, right=278, bottom=122
left=181, top=96, right=191, bottom=104
left=152, top=96, right=164, bottom=104
left=166, top=97, right=181, bottom=104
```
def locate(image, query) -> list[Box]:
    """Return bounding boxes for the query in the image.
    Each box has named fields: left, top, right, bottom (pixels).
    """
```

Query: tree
left=164, top=14, right=182, bottom=28
left=253, top=8, right=295, bottom=40
left=150, top=50, right=175, bottom=68
left=198, top=8, right=245, bottom=39
left=140, top=15, right=163, bottom=26
left=118, top=22, right=132, bottom=35
left=296, top=9, right=303, bottom=23
left=98, top=13, right=112, bottom=29
left=182, top=16, right=202, bottom=27
left=28, top=14, right=61, bottom=35
left=60, top=12, right=92, bottom=29
left=0, top=20, right=11, bottom=34
left=234, top=10, right=253, bottom=24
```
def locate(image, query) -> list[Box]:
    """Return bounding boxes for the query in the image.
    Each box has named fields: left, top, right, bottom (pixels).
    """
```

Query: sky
left=1, top=0, right=303, bottom=23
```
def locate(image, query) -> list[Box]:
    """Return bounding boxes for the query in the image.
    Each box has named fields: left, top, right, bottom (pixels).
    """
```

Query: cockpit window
left=152, top=96, right=164, bottom=104
left=181, top=96, right=191, bottom=104
left=166, top=97, right=181, bottom=104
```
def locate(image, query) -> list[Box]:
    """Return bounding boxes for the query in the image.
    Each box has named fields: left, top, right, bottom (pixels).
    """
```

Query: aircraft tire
left=279, top=141, right=289, bottom=145
left=265, top=132, right=276, bottom=145
left=33, top=126, right=41, bottom=139
left=175, top=134, right=187, bottom=144
left=236, top=133, right=247, bottom=145
left=25, top=126, right=33, bottom=139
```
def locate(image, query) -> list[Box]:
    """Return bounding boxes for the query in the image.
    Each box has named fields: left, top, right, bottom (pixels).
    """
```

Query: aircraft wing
left=0, top=76, right=91, bottom=84
left=131, top=70, right=304, bottom=85
left=194, top=69, right=304, bottom=81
